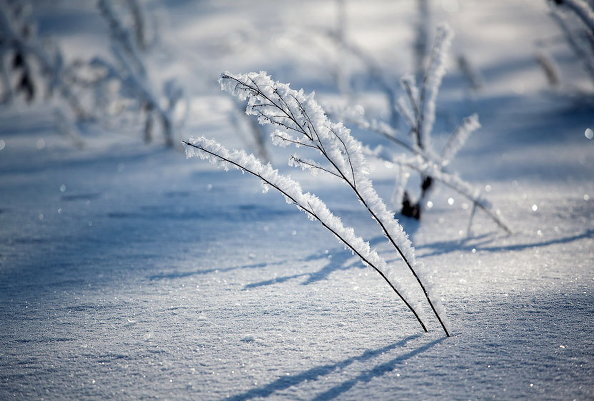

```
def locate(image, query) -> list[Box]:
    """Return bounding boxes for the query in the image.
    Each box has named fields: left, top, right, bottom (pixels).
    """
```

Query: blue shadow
left=221, top=334, right=430, bottom=401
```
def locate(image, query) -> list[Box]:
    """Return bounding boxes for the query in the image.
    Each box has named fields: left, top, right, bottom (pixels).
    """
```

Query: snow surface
left=1, top=1, right=593, bottom=400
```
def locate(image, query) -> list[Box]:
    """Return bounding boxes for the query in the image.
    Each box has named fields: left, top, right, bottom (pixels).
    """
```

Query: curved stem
left=312, top=137, right=450, bottom=337
left=184, top=140, right=428, bottom=333
left=218, top=75, right=448, bottom=335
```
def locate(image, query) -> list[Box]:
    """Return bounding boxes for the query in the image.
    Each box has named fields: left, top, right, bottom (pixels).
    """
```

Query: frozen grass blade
left=183, top=137, right=428, bottom=333
left=218, top=71, right=450, bottom=336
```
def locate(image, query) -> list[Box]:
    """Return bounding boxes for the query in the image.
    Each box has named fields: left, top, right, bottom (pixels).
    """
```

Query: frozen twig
left=184, top=137, right=428, bottom=333
left=418, top=24, right=453, bottom=151
left=343, top=25, right=510, bottom=235
left=97, top=0, right=181, bottom=147
left=441, top=114, right=480, bottom=166
left=215, top=71, right=450, bottom=336
left=0, top=1, right=85, bottom=115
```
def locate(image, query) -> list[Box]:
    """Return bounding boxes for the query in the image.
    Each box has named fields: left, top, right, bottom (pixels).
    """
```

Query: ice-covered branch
left=219, top=71, right=450, bottom=336
left=98, top=0, right=146, bottom=78
left=184, top=136, right=427, bottom=333
left=97, top=0, right=181, bottom=147
left=377, top=151, right=512, bottom=235
left=0, top=1, right=86, bottom=117
left=289, top=155, right=341, bottom=178
left=441, top=114, right=480, bottom=166
left=329, top=104, right=415, bottom=153
left=418, top=24, right=453, bottom=151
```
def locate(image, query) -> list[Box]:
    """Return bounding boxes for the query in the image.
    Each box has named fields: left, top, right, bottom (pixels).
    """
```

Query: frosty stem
left=220, top=72, right=450, bottom=337
left=98, top=0, right=176, bottom=147
left=183, top=139, right=428, bottom=333
left=396, top=157, right=511, bottom=235
left=360, top=134, right=512, bottom=235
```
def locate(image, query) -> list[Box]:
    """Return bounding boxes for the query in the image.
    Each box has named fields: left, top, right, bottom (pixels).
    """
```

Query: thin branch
left=328, top=125, right=356, bottom=186
left=273, top=134, right=318, bottom=150
left=183, top=139, right=428, bottom=333
left=290, top=156, right=342, bottom=179
left=382, top=154, right=512, bottom=235
left=219, top=72, right=451, bottom=336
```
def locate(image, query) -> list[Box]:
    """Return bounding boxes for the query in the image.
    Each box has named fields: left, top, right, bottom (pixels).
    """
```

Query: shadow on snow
left=242, top=235, right=387, bottom=290
left=149, top=227, right=591, bottom=287
left=221, top=334, right=447, bottom=401
left=417, top=228, right=593, bottom=259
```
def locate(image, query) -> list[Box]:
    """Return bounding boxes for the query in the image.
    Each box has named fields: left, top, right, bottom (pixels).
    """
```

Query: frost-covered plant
left=0, top=1, right=91, bottom=146
left=548, top=0, right=594, bottom=87
left=94, top=0, right=183, bottom=147
left=0, top=1, right=87, bottom=117
left=184, top=72, right=451, bottom=336
left=122, top=0, right=156, bottom=52
left=338, top=25, right=511, bottom=235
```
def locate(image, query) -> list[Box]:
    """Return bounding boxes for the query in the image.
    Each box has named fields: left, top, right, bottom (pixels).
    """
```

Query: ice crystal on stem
left=185, top=71, right=452, bottom=336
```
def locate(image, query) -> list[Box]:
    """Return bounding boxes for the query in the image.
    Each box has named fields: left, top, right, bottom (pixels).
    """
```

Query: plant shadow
left=221, top=334, right=445, bottom=401
left=242, top=235, right=387, bottom=290
left=243, top=216, right=422, bottom=290
left=310, top=336, right=446, bottom=401
left=417, top=228, right=593, bottom=258
left=150, top=225, right=421, bottom=287
left=147, top=260, right=286, bottom=280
